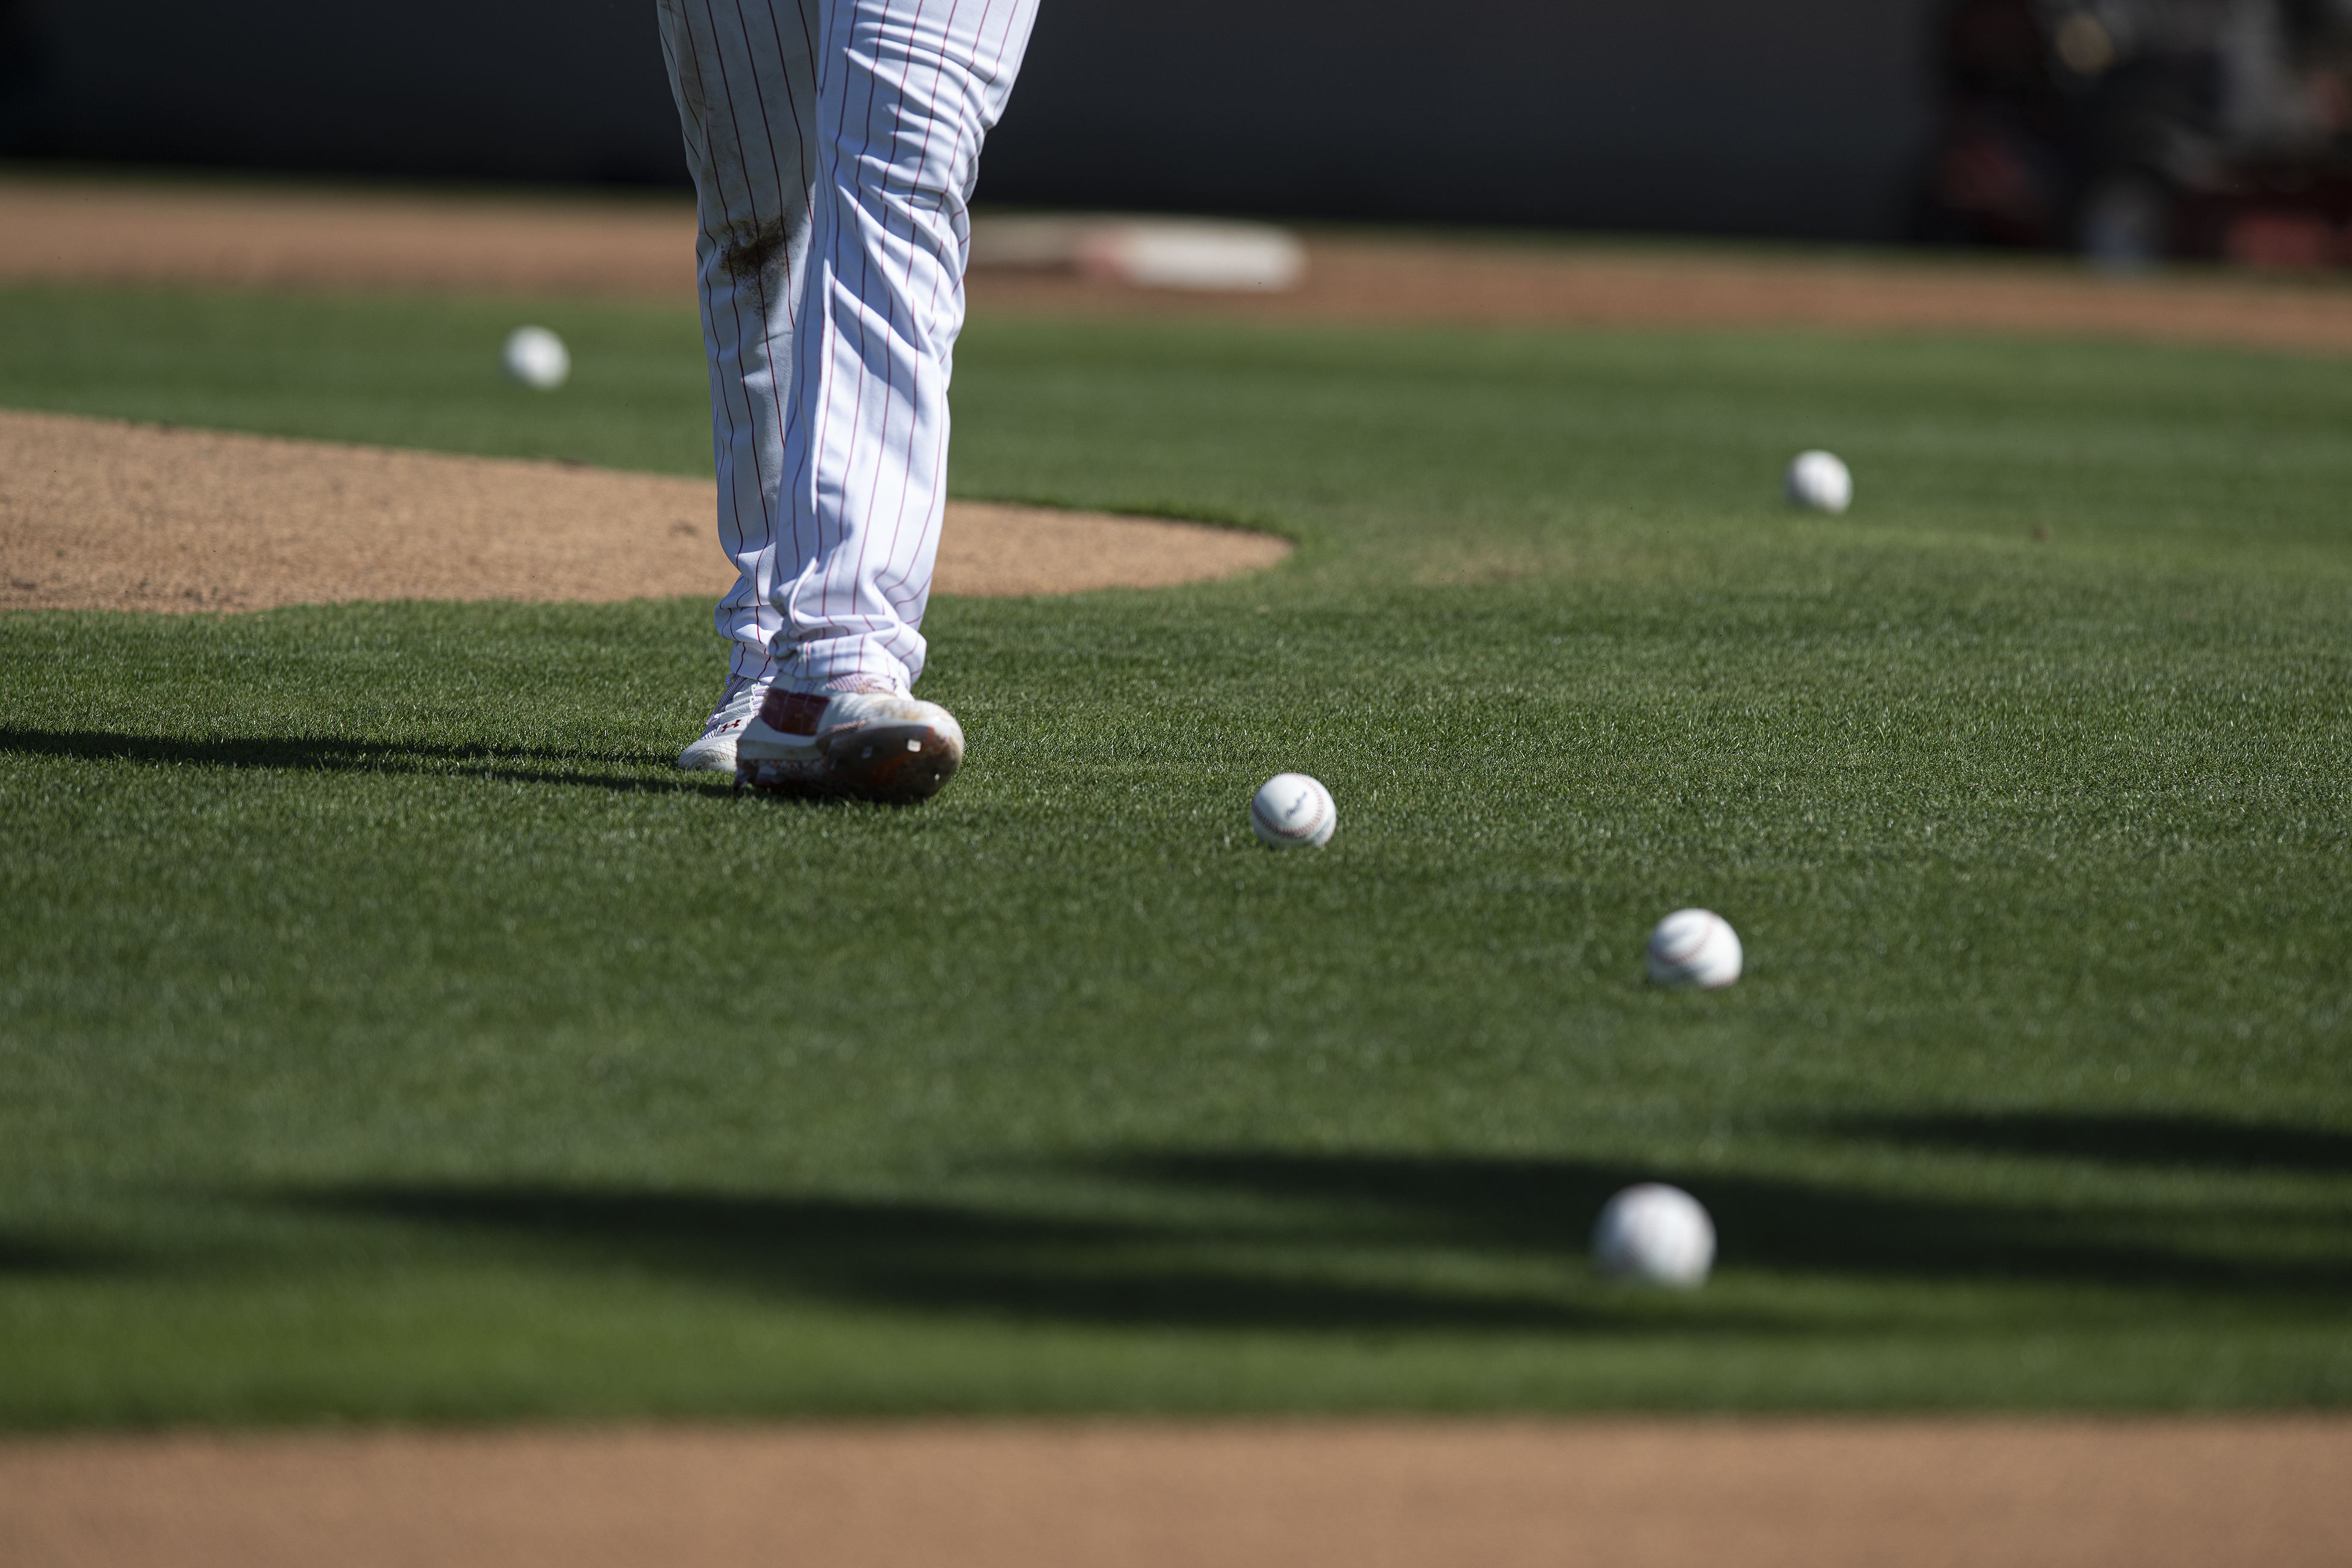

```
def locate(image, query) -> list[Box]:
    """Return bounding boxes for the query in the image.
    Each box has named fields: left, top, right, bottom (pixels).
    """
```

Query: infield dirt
left=5, top=1418, right=2349, bottom=1568
left=10, top=171, right=2352, bottom=355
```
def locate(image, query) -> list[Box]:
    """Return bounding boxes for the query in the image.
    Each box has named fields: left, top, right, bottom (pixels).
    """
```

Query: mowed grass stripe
left=0, top=283, right=2347, bottom=1423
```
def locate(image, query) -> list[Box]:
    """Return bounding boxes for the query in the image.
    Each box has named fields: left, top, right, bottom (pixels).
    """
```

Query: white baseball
left=1785, top=449, right=1852, bottom=514
left=1646, top=908, right=1742, bottom=989
left=1592, top=1183, right=1716, bottom=1288
left=502, top=325, right=571, bottom=390
left=1250, top=772, right=1336, bottom=849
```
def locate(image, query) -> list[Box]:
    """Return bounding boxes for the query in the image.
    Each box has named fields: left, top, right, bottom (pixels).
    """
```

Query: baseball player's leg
left=765, top=0, right=1041, bottom=694
left=732, top=0, right=1037, bottom=803
left=657, top=0, right=820, bottom=770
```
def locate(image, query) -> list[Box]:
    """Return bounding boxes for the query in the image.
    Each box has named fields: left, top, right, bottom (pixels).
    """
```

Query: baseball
left=1785, top=449, right=1852, bottom=514
left=1592, top=1183, right=1716, bottom=1288
left=502, top=325, right=571, bottom=390
left=1646, top=908, right=1742, bottom=989
left=1250, top=772, right=1336, bottom=849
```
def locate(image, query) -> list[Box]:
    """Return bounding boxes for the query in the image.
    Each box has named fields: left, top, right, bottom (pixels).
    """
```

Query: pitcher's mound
left=0, top=409, right=1289, bottom=615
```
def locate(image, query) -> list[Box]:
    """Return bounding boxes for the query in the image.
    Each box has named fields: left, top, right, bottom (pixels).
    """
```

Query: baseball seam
left=1653, top=934, right=1712, bottom=966
left=1253, top=792, right=1328, bottom=840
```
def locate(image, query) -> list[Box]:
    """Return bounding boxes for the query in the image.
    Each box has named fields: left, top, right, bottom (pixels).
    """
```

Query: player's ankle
left=816, top=673, right=905, bottom=697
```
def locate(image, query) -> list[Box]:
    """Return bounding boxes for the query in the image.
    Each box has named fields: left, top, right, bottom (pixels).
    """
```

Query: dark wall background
left=0, top=0, right=688, bottom=185
left=0, top=0, right=1947, bottom=241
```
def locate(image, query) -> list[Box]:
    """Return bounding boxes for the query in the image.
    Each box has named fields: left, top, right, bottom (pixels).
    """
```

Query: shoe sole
left=736, top=720, right=961, bottom=805
left=675, top=735, right=740, bottom=773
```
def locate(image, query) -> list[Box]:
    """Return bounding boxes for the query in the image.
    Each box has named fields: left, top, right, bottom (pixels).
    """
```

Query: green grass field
left=2, top=282, right=2348, bottom=1426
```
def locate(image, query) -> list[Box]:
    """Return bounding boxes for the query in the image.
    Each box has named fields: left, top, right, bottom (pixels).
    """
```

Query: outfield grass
left=1, top=283, right=2348, bottom=1425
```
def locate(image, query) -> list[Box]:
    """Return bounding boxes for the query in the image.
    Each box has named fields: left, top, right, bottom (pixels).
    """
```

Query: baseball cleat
left=734, top=682, right=965, bottom=805
left=677, top=672, right=772, bottom=773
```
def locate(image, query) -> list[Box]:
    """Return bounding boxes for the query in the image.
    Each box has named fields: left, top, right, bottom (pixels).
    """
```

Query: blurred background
left=5, top=0, right=2352, bottom=265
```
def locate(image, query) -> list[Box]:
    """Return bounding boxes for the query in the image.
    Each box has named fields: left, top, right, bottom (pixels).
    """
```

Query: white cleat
left=735, top=683, right=966, bottom=805
left=677, top=672, right=773, bottom=773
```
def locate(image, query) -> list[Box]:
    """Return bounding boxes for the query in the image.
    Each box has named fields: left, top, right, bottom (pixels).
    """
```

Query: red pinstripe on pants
left=657, top=0, right=1038, bottom=692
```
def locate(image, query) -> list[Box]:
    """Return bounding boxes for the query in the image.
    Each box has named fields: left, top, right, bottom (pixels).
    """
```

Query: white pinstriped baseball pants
left=657, top=0, right=1038, bottom=692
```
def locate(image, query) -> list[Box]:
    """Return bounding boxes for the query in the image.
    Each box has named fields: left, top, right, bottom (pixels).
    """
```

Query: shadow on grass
left=1824, top=1111, right=2352, bottom=1175
left=0, top=727, right=729, bottom=797
left=281, top=1129, right=2352, bottom=1334
left=0, top=1232, right=121, bottom=1276
left=289, top=1186, right=1721, bottom=1334
left=1097, top=1148, right=2352, bottom=1298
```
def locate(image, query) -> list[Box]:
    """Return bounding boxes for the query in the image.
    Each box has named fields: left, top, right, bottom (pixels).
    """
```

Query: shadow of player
left=0, top=726, right=730, bottom=797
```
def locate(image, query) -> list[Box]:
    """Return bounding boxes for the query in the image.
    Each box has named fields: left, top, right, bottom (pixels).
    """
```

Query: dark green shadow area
left=275, top=1132, right=2352, bottom=1333
left=278, top=1182, right=1718, bottom=1336
left=0, top=1235, right=115, bottom=1277
left=0, top=727, right=732, bottom=798
left=1827, top=1112, right=2352, bottom=1176
left=1089, top=1148, right=2352, bottom=1300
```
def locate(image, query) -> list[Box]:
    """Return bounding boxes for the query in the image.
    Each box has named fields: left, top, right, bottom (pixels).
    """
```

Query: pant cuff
left=771, top=636, right=917, bottom=694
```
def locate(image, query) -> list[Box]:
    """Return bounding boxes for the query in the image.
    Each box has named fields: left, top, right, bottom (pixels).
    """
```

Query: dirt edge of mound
left=0, top=409, right=1291, bottom=615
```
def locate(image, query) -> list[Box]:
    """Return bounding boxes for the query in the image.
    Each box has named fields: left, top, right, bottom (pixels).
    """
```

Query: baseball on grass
left=1592, top=1183, right=1716, bottom=1288
left=1785, top=449, right=1852, bottom=514
left=1646, top=908, right=1743, bottom=989
left=502, top=325, right=571, bottom=390
left=1250, top=772, right=1336, bottom=849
